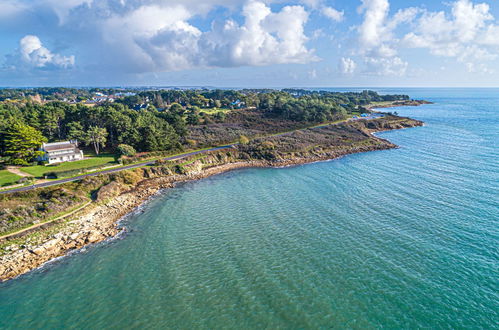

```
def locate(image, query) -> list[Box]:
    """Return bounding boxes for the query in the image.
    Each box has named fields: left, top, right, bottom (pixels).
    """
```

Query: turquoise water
left=1, top=89, right=498, bottom=329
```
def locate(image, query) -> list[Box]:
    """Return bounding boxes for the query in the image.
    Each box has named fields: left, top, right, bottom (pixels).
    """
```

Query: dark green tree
left=0, top=123, right=47, bottom=165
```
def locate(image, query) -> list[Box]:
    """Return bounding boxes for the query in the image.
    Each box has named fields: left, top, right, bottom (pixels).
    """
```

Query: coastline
left=0, top=117, right=423, bottom=282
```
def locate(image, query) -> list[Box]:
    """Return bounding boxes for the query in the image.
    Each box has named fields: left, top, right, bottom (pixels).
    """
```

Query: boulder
left=86, top=231, right=102, bottom=243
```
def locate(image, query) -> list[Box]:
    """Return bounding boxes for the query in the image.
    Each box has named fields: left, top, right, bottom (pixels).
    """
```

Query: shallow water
left=1, top=89, right=498, bottom=329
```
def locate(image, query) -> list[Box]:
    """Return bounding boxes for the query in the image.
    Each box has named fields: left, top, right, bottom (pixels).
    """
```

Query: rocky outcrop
left=366, top=100, right=433, bottom=110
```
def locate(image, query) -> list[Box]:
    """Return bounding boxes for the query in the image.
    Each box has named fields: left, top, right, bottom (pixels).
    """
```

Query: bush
left=174, top=164, right=186, bottom=174
left=116, top=144, right=136, bottom=160
left=44, top=164, right=104, bottom=179
left=239, top=135, right=250, bottom=145
left=17, top=177, right=34, bottom=184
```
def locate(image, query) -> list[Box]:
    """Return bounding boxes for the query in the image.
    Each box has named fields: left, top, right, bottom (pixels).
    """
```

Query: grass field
left=199, top=108, right=233, bottom=115
left=21, top=154, right=117, bottom=178
left=0, top=170, right=21, bottom=187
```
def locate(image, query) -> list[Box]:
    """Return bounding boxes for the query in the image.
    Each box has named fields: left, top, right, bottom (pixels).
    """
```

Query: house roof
left=43, top=141, right=78, bottom=152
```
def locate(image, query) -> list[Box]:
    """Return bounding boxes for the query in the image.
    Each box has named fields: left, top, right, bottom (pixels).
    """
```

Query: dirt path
left=0, top=201, right=92, bottom=241
left=5, top=166, right=32, bottom=178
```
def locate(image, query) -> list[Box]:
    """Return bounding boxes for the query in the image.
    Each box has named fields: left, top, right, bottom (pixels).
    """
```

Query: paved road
left=0, top=144, right=235, bottom=195
left=0, top=115, right=376, bottom=195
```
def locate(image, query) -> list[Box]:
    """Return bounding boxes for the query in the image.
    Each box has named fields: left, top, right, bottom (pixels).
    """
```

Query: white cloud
left=95, top=0, right=317, bottom=72
left=479, top=25, right=499, bottom=46
left=351, top=0, right=499, bottom=77
left=339, top=57, right=356, bottom=74
left=355, top=0, right=416, bottom=76
left=299, top=0, right=321, bottom=9
left=0, top=0, right=27, bottom=19
left=364, top=56, right=407, bottom=76
left=357, top=0, right=390, bottom=49
left=401, top=0, right=499, bottom=74
left=6, top=35, right=75, bottom=70
left=322, top=6, right=344, bottom=22
left=44, top=0, right=93, bottom=24
left=402, top=0, right=492, bottom=54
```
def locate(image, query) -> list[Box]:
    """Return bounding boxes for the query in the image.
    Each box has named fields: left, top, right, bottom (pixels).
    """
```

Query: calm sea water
left=0, top=89, right=498, bottom=329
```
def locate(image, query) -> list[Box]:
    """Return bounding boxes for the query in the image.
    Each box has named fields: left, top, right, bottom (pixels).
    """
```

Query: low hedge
left=44, top=164, right=106, bottom=179
left=120, top=148, right=183, bottom=165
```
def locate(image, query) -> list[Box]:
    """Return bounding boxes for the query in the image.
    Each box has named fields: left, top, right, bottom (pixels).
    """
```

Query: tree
left=169, top=103, right=184, bottom=115
left=116, top=144, right=136, bottom=158
left=214, top=112, right=226, bottom=122
left=66, top=121, right=85, bottom=141
left=186, top=113, right=200, bottom=125
left=0, top=123, right=47, bottom=165
left=84, top=126, right=107, bottom=155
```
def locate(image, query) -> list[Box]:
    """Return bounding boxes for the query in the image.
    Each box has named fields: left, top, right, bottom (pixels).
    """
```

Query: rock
left=30, top=247, right=45, bottom=255
left=86, top=231, right=102, bottom=243
left=43, top=239, right=61, bottom=252
left=69, top=233, right=80, bottom=241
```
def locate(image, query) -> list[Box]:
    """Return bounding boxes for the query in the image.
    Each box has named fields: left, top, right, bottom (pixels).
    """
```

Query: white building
left=39, top=141, right=84, bottom=164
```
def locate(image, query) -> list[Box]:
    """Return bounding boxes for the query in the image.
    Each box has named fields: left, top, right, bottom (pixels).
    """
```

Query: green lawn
left=0, top=170, right=21, bottom=187
left=199, top=107, right=233, bottom=115
left=21, top=154, right=117, bottom=178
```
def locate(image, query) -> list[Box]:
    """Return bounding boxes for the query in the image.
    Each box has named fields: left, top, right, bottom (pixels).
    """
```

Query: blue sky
left=1, top=0, right=499, bottom=87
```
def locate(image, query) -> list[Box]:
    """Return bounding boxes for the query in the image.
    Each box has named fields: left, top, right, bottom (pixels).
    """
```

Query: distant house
left=39, top=140, right=84, bottom=165
left=133, top=103, right=149, bottom=111
left=231, top=100, right=245, bottom=108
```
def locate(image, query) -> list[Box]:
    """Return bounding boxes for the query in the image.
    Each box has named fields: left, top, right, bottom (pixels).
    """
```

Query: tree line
left=0, top=89, right=410, bottom=165
left=0, top=102, right=185, bottom=165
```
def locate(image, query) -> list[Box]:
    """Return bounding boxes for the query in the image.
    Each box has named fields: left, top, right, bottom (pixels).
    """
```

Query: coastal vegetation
left=0, top=87, right=430, bottom=281
left=0, top=115, right=421, bottom=239
left=0, top=88, right=412, bottom=166
left=0, top=112, right=424, bottom=281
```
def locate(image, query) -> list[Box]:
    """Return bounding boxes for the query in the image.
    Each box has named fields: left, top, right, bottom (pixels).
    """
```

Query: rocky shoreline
left=0, top=118, right=423, bottom=282
left=367, top=99, right=433, bottom=110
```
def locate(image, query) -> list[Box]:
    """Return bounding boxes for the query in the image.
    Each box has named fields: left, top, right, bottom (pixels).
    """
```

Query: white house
left=39, top=140, right=84, bottom=164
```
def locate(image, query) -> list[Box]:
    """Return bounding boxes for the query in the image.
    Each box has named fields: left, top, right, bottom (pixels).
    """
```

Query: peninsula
left=0, top=88, right=429, bottom=281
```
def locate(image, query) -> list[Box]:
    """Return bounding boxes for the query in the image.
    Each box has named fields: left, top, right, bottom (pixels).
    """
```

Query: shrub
left=239, top=135, right=250, bottom=145
left=44, top=164, right=104, bottom=179
left=174, top=164, right=186, bottom=174
left=116, top=144, right=136, bottom=160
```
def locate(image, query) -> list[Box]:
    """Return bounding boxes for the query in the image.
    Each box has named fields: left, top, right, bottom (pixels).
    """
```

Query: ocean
left=0, top=88, right=497, bottom=329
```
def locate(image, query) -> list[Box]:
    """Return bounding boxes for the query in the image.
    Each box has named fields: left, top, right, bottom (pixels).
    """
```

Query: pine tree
left=84, top=126, right=107, bottom=155
left=1, top=123, right=47, bottom=165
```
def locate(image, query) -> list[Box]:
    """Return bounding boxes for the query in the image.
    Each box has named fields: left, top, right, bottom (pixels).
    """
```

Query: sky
left=1, top=0, right=499, bottom=87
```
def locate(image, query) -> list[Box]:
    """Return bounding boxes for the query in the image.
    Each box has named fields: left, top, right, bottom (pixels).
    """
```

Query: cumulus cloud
left=4, top=0, right=499, bottom=80
left=401, top=0, right=499, bottom=73
left=101, top=1, right=317, bottom=72
left=357, top=0, right=390, bottom=49
left=322, top=6, right=344, bottom=22
left=5, top=35, right=75, bottom=70
left=355, top=0, right=418, bottom=76
left=6, top=0, right=317, bottom=74
left=339, top=57, right=356, bottom=74
left=351, top=0, right=499, bottom=76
